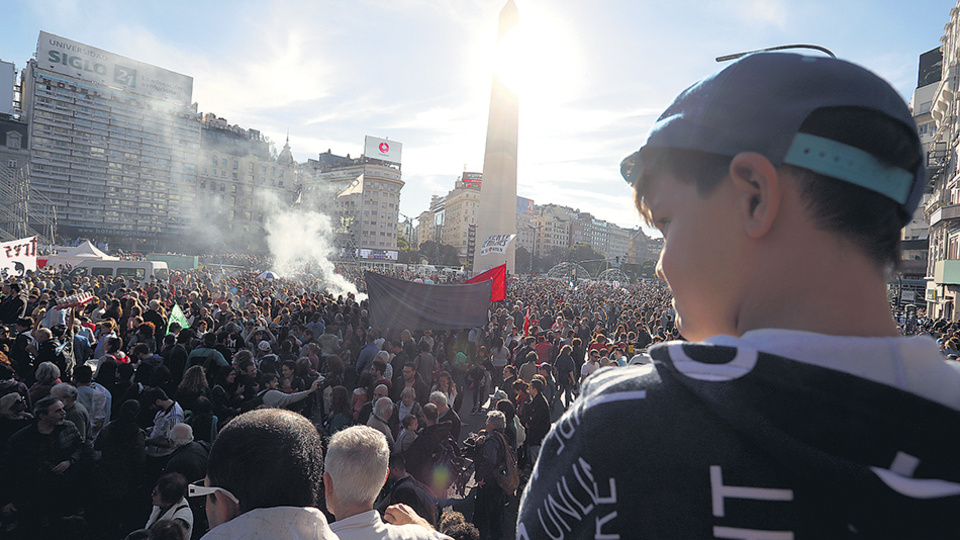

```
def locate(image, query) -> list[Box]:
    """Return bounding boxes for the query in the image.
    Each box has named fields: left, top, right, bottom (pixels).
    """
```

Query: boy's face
left=643, top=171, right=745, bottom=341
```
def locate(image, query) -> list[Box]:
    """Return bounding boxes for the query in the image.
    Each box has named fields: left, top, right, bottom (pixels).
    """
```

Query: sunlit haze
left=1, top=0, right=952, bottom=236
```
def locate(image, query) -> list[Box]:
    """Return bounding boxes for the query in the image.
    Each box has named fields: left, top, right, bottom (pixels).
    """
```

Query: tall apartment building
left=193, top=113, right=297, bottom=252
left=515, top=196, right=536, bottom=253
left=21, top=32, right=200, bottom=251
left=440, top=176, right=480, bottom=263
left=302, top=144, right=403, bottom=261
left=925, top=17, right=960, bottom=318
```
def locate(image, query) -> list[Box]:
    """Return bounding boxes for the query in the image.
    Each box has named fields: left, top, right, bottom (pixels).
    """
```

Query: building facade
left=193, top=113, right=297, bottom=252
left=20, top=32, right=201, bottom=251
left=302, top=149, right=403, bottom=261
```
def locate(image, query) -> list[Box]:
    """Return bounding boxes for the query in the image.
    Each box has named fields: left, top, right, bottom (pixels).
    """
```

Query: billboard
left=918, top=47, right=943, bottom=88
left=462, top=172, right=482, bottom=186
left=364, top=136, right=402, bottom=164
left=516, top=196, right=535, bottom=215
left=360, top=249, right=399, bottom=261
left=36, top=31, right=193, bottom=106
left=0, top=60, right=14, bottom=116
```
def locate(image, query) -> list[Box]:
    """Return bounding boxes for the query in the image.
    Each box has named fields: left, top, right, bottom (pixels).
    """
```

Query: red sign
left=379, top=142, right=390, bottom=153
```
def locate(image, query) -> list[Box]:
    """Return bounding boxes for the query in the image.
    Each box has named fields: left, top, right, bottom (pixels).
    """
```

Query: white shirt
left=329, top=510, right=451, bottom=540
left=581, top=360, right=599, bottom=378
left=146, top=497, right=193, bottom=539
left=201, top=507, right=336, bottom=540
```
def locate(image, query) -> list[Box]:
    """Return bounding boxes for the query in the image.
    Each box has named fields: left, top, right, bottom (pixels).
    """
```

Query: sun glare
left=491, top=6, right=581, bottom=103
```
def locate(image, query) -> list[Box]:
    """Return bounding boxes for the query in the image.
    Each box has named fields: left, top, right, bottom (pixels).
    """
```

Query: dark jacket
left=523, top=392, right=550, bottom=447
left=164, top=440, right=209, bottom=483
left=0, top=294, right=26, bottom=324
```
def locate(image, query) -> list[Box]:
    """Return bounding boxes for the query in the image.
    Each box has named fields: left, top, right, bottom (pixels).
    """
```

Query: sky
left=1, top=0, right=955, bottom=236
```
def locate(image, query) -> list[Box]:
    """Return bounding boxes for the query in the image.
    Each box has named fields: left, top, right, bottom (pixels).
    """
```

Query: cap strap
left=783, top=133, right=912, bottom=204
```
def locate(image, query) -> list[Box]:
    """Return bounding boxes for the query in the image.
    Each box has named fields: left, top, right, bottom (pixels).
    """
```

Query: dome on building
left=277, top=133, right=295, bottom=166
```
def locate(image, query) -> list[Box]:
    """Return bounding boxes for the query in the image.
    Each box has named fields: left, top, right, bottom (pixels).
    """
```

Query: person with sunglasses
left=192, top=408, right=336, bottom=539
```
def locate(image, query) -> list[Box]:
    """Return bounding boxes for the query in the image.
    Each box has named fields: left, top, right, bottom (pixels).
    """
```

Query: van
left=416, top=265, right=437, bottom=276
left=69, top=260, right=170, bottom=284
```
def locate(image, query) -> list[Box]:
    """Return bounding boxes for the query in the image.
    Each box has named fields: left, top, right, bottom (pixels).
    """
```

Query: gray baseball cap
left=622, top=52, right=924, bottom=223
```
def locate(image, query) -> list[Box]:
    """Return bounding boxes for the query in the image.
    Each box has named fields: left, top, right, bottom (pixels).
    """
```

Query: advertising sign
left=919, top=47, right=943, bottom=88
left=364, top=136, right=402, bottom=164
left=1, top=236, right=38, bottom=278
left=462, top=172, right=482, bottom=186
left=37, top=31, right=193, bottom=106
left=0, top=60, right=14, bottom=116
left=479, top=234, right=516, bottom=256
left=516, top=196, right=535, bottom=215
left=360, top=249, right=399, bottom=261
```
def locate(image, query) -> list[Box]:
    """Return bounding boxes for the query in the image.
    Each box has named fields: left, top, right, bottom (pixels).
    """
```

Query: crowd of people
left=1, top=48, right=956, bottom=540
left=0, top=259, right=681, bottom=540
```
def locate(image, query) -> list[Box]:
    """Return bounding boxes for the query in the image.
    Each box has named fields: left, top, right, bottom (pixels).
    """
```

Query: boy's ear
left=729, top=152, right=781, bottom=238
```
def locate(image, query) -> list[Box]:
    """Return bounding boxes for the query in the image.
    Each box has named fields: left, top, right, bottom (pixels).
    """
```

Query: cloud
left=719, top=0, right=788, bottom=28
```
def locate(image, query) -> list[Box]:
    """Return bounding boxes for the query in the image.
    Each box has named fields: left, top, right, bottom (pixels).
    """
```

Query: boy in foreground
left=518, top=52, right=960, bottom=538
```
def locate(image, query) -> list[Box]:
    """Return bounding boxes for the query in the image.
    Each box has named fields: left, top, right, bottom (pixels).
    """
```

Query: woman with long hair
left=325, top=385, right=353, bottom=435
left=432, top=370, right=458, bottom=408
left=175, top=365, right=208, bottom=412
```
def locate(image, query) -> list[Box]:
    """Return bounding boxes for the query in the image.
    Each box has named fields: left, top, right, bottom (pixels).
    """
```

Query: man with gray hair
left=366, top=396, right=394, bottom=448
left=325, top=425, right=450, bottom=539
left=165, top=423, right=210, bottom=540
left=428, top=391, right=461, bottom=443
left=165, top=423, right=209, bottom=487
left=50, top=382, right=91, bottom=442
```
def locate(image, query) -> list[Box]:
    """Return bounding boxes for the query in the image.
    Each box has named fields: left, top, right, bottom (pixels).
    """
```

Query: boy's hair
left=634, top=106, right=918, bottom=270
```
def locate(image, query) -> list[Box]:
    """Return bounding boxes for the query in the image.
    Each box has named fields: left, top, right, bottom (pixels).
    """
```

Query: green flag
left=167, top=303, right=190, bottom=335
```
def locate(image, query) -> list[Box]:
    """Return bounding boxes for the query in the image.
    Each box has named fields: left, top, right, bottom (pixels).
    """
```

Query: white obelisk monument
left=473, top=0, right=519, bottom=275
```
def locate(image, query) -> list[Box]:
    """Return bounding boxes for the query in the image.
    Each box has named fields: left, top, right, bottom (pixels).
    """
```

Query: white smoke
left=262, top=197, right=366, bottom=301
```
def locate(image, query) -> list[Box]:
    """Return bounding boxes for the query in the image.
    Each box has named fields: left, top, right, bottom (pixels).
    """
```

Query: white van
left=416, top=265, right=437, bottom=276
left=69, top=260, right=170, bottom=284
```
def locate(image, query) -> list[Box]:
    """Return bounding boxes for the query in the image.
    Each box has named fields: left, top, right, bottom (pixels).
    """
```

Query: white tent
left=43, top=240, right=119, bottom=268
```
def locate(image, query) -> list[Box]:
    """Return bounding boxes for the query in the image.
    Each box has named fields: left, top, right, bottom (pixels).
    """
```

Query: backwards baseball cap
left=621, top=52, right=924, bottom=223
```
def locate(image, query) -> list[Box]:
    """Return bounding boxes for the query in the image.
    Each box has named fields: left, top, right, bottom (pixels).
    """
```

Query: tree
left=398, top=233, right=418, bottom=264
left=417, top=240, right=460, bottom=266
left=565, top=242, right=605, bottom=276
left=640, top=258, right=658, bottom=278
left=418, top=240, right=440, bottom=265
left=515, top=246, right=531, bottom=274
left=438, top=244, right=461, bottom=266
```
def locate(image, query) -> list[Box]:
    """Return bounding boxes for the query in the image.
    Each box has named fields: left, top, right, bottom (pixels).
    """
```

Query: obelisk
left=473, top=0, right=519, bottom=275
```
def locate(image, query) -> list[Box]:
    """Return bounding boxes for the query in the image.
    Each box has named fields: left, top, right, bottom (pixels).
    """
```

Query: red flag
left=465, top=263, right=507, bottom=302
left=523, top=305, right=531, bottom=336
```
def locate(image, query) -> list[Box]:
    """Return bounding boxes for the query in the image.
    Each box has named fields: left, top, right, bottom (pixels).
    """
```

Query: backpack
left=493, top=431, right=520, bottom=495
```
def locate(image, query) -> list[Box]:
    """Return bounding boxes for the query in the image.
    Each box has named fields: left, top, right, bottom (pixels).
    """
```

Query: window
left=279, top=170, right=284, bottom=178
left=221, top=158, right=227, bottom=167
left=212, top=156, right=218, bottom=166
left=262, top=166, right=267, bottom=175
left=233, top=160, right=238, bottom=169
left=271, top=167, right=276, bottom=176
left=6, top=132, right=21, bottom=149
left=7, top=159, right=16, bottom=168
